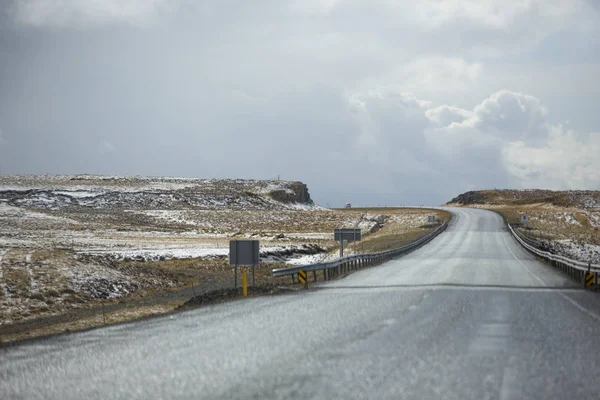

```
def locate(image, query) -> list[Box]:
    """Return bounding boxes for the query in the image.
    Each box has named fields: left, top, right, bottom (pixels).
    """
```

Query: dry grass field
left=448, top=189, right=600, bottom=264
left=0, top=175, right=447, bottom=342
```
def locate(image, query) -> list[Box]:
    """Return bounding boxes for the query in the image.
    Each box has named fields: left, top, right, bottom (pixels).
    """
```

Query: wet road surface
left=2, top=208, right=600, bottom=399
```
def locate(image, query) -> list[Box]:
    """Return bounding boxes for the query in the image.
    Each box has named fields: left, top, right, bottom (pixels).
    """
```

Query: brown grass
left=0, top=206, right=451, bottom=343
left=487, top=206, right=600, bottom=245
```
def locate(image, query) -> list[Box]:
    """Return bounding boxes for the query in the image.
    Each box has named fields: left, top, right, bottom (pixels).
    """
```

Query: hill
left=0, top=175, right=313, bottom=211
left=447, top=188, right=600, bottom=267
left=448, top=189, right=600, bottom=210
left=0, top=175, right=448, bottom=340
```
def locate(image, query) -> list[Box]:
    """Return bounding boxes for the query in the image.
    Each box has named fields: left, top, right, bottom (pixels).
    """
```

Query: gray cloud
left=0, top=1, right=599, bottom=205
left=12, top=0, right=169, bottom=27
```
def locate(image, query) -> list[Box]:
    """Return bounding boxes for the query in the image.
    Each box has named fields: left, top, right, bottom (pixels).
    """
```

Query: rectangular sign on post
left=230, top=240, right=259, bottom=291
left=229, top=240, right=260, bottom=265
left=334, top=228, right=362, bottom=242
left=334, top=228, right=361, bottom=257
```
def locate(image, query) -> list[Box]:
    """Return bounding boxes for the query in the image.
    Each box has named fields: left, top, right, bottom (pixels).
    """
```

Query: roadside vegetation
left=448, top=189, right=600, bottom=265
left=0, top=175, right=449, bottom=343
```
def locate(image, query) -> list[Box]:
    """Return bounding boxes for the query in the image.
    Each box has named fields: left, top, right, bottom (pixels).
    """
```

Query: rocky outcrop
left=448, top=191, right=489, bottom=205
left=268, top=182, right=312, bottom=204
left=0, top=176, right=316, bottom=211
left=448, top=189, right=600, bottom=209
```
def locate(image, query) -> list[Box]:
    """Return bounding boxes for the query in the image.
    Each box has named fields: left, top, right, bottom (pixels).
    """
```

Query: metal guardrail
left=272, top=221, right=448, bottom=283
left=508, top=223, right=600, bottom=283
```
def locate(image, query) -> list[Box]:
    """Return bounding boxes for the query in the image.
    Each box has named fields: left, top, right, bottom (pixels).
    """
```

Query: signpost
left=229, top=240, right=259, bottom=290
left=334, top=228, right=362, bottom=257
left=585, top=262, right=595, bottom=288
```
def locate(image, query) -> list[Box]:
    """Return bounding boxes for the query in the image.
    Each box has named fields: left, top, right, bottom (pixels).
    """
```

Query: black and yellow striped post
left=298, top=269, right=308, bottom=289
left=585, top=272, right=595, bottom=288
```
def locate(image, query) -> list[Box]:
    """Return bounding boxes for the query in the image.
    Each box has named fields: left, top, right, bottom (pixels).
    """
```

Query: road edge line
left=501, top=234, right=547, bottom=286
left=503, top=230, right=600, bottom=321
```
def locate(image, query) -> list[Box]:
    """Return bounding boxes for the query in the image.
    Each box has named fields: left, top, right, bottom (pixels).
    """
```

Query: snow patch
left=0, top=249, right=6, bottom=297
left=79, top=244, right=323, bottom=262
left=551, top=239, right=600, bottom=264
left=54, top=190, right=105, bottom=198
left=562, top=213, right=581, bottom=225
left=69, top=266, right=136, bottom=300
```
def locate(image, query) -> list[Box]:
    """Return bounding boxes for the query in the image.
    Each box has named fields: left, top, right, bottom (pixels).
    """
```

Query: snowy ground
left=0, top=175, right=443, bottom=330
left=463, top=203, right=600, bottom=265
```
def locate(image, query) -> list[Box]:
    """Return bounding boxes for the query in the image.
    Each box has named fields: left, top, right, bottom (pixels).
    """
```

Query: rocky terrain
left=448, top=189, right=600, bottom=265
left=0, top=175, right=445, bottom=341
left=449, top=189, right=600, bottom=210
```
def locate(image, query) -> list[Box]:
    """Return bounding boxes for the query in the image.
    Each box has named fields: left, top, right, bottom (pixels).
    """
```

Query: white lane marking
left=503, top=232, right=600, bottom=321
left=501, top=234, right=547, bottom=286
left=556, top=292, right=600, bottom=321
left=499, top=356, right=519, bottom=400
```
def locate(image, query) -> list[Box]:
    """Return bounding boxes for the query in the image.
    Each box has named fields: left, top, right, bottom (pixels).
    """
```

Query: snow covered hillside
left=0, top=175, right=314, bottom=211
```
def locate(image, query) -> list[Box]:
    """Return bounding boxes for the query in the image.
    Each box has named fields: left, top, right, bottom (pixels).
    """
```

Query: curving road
left=2, top=207, right=600, bottom=399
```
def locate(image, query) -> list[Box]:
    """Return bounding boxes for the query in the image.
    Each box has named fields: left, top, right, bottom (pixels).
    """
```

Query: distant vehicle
left=345, top=203, right=351, bottom=208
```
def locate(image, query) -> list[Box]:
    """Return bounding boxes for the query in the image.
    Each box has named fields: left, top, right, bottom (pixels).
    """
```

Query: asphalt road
left=2, top=207, right=600, bottom=399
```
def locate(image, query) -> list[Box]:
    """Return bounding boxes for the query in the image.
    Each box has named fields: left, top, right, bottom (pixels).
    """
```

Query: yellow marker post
left=298, top=269, right=308, bottom=289
left=242, top=270, right=248, bottom=297
left=585, top=272, right=595, bottom=288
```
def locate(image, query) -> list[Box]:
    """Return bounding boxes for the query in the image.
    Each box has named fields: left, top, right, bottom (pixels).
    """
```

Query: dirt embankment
left=448, top=189, right=600, bottom=209
left=448, top=189, right=600, bottom=265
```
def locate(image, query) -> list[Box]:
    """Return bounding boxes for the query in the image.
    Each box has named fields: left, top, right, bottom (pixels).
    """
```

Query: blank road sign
left=334, top=228, right=361, bottom=242
left=229, top=240, right=260, bottom=265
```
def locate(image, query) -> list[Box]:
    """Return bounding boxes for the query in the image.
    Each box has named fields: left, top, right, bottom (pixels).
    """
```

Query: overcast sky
left=0, top=0, right=599, bottom=206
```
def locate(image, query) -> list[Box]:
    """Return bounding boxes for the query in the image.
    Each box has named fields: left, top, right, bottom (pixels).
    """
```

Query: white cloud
left=13, top=0, right=169, bottom=27
left=407, top=0, right=593, bottom=56
left=503, top=128, right=600, bottom=189
left=347, top=89, right=600, bottom=191
left=424, top=90, right=600, bottom=189
left=2, top=0, right=599, bottom=203
left=425, top=105, right=472, bottom=127
left=360, top=57, right=484, bottom=103
left=425, top=90, right=550, bottom=154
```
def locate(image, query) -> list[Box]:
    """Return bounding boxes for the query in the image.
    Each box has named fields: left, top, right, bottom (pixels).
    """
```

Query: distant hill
left=447, top=189, right=600, bottom=210
left=0, top=175, right=314, bottom=211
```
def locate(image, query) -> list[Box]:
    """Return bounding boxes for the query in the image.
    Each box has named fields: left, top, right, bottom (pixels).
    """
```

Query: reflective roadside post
left=242, top=270, right=248, bottom=297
